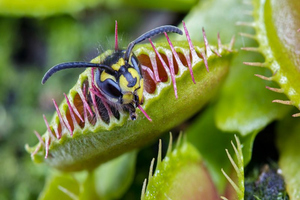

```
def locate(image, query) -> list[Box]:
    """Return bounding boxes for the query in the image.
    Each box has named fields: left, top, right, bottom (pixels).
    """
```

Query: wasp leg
left=123, top=104, right=137, bottom=120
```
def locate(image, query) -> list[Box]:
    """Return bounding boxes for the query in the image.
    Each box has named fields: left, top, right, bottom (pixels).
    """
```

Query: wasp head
left=94, top=50, right=144, bottom=120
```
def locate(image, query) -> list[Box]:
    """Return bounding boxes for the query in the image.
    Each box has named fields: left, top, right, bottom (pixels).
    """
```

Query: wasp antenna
left=115, top=20, right=118, bottom=51
left=124, top=25, right=183, bottom=61
left=42, top=62, right=112, bottom=84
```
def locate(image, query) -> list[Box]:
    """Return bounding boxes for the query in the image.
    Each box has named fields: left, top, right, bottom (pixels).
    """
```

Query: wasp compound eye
left=101, top=79, right=122, bottom=99
left=95, top=68, right=122, bottom=100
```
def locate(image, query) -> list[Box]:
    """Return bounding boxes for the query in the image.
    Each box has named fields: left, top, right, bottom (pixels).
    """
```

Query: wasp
left=42, top=24, right=183, bottom=120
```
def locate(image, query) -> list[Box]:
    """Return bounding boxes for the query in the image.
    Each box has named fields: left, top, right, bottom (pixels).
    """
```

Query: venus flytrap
left=26, top=23, right=235, bottom=172
left=240, top=0, right=300, bottom=117
left=180, top=0, right=291, bottom=139
left=221, top=135, right=244, bottom=200
left=1, top=0, right=298, bottom=199
left=142, top=134, right=219, bottom=200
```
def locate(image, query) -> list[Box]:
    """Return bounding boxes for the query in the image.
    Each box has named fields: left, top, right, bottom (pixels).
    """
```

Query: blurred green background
left=0, top=0, right=197, bottom=199
left=2, top=0, right=298, bottom=199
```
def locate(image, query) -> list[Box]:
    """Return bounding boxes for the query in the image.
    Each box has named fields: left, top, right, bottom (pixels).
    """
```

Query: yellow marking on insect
left=111, top=58, right=125, bottom=71
left=119, top=69, right=140, bottom=93
left=100, top=71, right=116, bottom=82
left=128, top=68, right=139, bottom=84
left=122, top=93, right=134, bottom=104
left=137, top=79, right=144, bottom=104
left=119, top=75, right=132, bottom=92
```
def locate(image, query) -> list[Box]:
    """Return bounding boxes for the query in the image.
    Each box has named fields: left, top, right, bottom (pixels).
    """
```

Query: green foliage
left=0, top=0, right=195, bottom=17
left=277, top=115, right=300, bottom=199
left=39, top=151, right=137, bottom=200
left=0, top=0, right=101, bottom=17
left=249, top=0, right=300, bottom=117
left=1, top=0, right=299, bottom=199
left=143, top=135, right=219, bottom=199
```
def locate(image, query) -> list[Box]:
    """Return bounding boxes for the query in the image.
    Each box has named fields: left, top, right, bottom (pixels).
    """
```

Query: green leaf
left=248, top=0, right=300, bottom=116
left=92, top=151, right=137, bottom=199
left=277, top=113, right=300, bottom=199
left=143, top=135, right=219, bottom=199
left=38, top=172, right=81, bottom=200
left=176, top=0, right=249, bottom=45
left=186, top=107, right=233, bottom=193
left=215, top=50, right=290, bottom=136
left=39, top=151, right=137, bottom=200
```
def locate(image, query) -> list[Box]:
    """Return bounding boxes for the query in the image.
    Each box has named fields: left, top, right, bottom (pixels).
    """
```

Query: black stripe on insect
left=42, top=23, right=183, bottom=121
